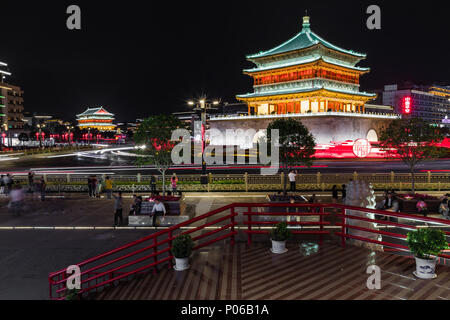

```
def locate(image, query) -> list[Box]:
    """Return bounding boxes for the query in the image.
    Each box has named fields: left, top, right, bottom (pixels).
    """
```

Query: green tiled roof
left=243, top=56, right=370, bottom=73
left=237, top=86, right=376, bottom=99
left=76, top=107, right=114, bottom=117
left=247, top=16, right=366, bottom=59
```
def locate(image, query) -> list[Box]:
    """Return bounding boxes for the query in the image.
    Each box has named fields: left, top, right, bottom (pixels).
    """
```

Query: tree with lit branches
left=134, top=115, right=186, bottom=195
left=379, top=117, right=444, bottom=193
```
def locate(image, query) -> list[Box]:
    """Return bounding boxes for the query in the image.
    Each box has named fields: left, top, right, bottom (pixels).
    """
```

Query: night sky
left=1, top=0, right=449, bottom=123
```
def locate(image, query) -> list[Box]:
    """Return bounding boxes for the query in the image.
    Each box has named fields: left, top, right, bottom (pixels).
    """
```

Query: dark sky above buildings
left=1, top=0, right=449, bottom=122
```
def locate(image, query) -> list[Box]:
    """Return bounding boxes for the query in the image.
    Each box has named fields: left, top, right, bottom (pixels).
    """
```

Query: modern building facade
left=237, top=15, right=376, bottom=115
left=76, top=107, right=117, bottom=131
left=0, top=61, right=25, bottom=133
left=382, top=84, right=450, bottom=126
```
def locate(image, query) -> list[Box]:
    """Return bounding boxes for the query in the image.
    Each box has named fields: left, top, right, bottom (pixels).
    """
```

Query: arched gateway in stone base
left=209, top=113, right=396, bottom=146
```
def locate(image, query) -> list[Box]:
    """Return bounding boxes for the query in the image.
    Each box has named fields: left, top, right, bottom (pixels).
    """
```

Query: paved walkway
left=92, top=241, right=450, bottom=300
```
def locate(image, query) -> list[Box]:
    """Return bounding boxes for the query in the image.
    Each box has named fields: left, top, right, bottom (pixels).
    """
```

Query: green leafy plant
left=379, top=117, right=444, bottom=193
left=407, top=228, right=448, bottom=259
left=270, top=222, right=292, bottom=242
left=65, top=288, right=80, bottom=300
left=171, top=234, right=194, bottom=258
left=266, top=118, right=316, bottom=195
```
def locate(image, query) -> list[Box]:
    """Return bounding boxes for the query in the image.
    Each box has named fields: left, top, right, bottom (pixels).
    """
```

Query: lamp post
left=187, top=99, right=220, bottom=184
left=67, top=126, right=74, bottom=144
left=36, top=124, right=43, bottom=148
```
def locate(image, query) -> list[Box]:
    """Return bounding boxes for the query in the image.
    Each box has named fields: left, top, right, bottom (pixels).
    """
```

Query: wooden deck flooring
left=92, top=242, right=450, bottom=300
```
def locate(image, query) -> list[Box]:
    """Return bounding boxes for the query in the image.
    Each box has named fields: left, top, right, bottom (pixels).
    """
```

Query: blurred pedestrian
left=105, top=176, right=113, bottom=199
left=171, top=173, right=178, bottom=195
left=288, top=170, right=297, bottom=192
left=5, top=174, right=13, bottom=194
left=341, top=184, right=346, bottom=203
left=151, top=198, right=166, bottom=227
left=92, top=176, right=98, bottom=198
left=9, top=184, right=25, bottom=215
left=39, top=177, right=46, bottom=201
left=0, top=175, right=4, bottom=195
left=112, top=191, right=123, bottom=226
left=87, top=176, right=93, bottom=198
left=150, top=175, right=157, bottom=194
left=416, top=197, right=428, bottom=217
left=331, top=185, right=338, bottom=203
left=28, top=172, right=34, bottom=193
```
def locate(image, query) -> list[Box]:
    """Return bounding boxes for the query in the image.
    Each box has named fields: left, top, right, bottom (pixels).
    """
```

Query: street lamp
left=36, top=124, right=43, bottom=148
left=187, top=98, right=220, bottom=184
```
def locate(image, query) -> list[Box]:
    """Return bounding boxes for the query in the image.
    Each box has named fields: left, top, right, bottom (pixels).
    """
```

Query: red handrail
left=49, top=202, right=450, bottom=300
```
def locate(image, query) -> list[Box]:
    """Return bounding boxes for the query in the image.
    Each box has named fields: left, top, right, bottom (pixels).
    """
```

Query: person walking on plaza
left=129, top=195, right=137, bottom=215
left=9, top=184, right=25, bottom=215
left=92, top=176, right=98, bottom=198
left=87, top=176, right=93, bottom=198
left=331, top=185, right=338, bottom=203
left=0, top=175, right=4, bottom=195
left=341, top=184, right=347, bottom=203
left=151, top=198, right=166, bottom=227
left=135, top=196, right=143, bottom=215
left=112, top=191, right=123, bottom=226
left=4, top=174, right=13, bottom=195
left=171, top=173, right=178, bottom=195
left=39, top=177, right=46, bottom=201
left=28, top=172, right=34, bottom=193
left=150, top=175, right=157, bottom=194
left=288, top=170, right=297, bottom=192
left=96, top=176, right=102, bottom=198
left=439, top=194, right=449, bottom=219
left=105, top=176, right=113, bottom=199
left=416, top=197, right=428, bottom=217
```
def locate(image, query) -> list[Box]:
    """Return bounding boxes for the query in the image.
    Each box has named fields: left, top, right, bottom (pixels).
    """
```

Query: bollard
left=137, top=173, right=141, bottom=183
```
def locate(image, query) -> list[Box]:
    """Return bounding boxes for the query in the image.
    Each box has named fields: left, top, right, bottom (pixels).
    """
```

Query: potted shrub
left=171, top=234, right=194, bottom=271
left=407, top=228, right=448, bottom=279
left=270, top=222, right=292, bottom=254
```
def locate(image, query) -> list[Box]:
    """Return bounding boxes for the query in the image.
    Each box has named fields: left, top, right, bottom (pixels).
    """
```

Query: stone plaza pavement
left=0, top=192, right=268, bottom=299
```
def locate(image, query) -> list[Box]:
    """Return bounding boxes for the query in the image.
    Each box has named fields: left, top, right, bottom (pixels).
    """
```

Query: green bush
left=407, top=228, right=448, bottom=259
left=171, top=234, right=194, bottom=258
left=270, top=222, right=292, bottom=242
left=65, top=288, right=80, bottom=300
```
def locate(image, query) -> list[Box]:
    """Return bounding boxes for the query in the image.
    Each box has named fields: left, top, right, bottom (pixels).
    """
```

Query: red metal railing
left=48, top=202, right=450, bottom=300
left=48, top=203, right=238, bottom=300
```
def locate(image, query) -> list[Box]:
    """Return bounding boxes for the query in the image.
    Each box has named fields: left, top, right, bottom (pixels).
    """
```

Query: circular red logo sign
left=353, top=139, right=372, bottom=158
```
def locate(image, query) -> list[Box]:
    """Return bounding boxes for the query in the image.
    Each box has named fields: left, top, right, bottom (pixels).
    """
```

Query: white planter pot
left=414, top=257, right=437, bottom=279
left=271, top=240, right=288, bottom=254
left=174, top=257, right=190, bottom=271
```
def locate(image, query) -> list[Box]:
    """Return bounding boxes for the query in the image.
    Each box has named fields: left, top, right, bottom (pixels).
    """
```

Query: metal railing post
left=231, top=207, right=235, bottom=246
left=168, top=231, right=173, bottom=269
left=319, top=206, right=324, bottom=246
left=341, top=207, right=346, bottom=248
left=153, top=236, right=158, bottom=274
left=247, top=206, right=252, bottom=246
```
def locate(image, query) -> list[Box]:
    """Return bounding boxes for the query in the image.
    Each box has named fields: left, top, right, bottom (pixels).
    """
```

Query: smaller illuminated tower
left=76, top=107, right=117, bottom=131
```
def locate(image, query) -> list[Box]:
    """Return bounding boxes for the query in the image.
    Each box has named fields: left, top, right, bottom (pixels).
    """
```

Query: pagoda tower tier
left=237, top=15, right=376, bottom=115
left=76, top=107, right=117, bottom=132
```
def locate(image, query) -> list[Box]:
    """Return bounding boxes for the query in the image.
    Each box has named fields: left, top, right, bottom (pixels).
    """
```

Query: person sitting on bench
left=151, top=199, right=166, bottom=227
